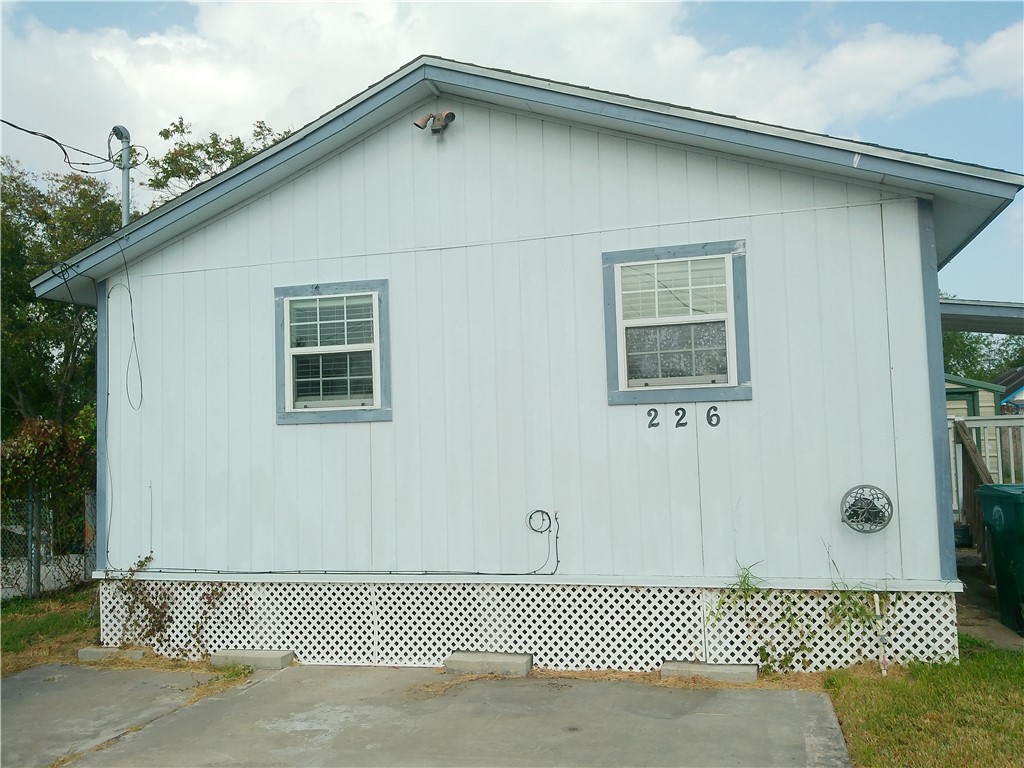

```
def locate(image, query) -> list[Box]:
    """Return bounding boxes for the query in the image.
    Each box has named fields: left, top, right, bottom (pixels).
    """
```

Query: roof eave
left=33, top=55, right=1024, bottom=304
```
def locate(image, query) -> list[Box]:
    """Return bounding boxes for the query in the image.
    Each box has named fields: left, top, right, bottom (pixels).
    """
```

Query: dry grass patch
left=1, top=585, right=100, bottom=676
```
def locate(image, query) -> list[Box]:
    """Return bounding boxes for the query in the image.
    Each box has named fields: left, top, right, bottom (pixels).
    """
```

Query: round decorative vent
left=841, top=485, right=893, bottom=533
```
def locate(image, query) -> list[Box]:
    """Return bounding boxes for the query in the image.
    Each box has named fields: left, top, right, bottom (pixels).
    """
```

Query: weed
left=109, top=554, right=180, bottom=653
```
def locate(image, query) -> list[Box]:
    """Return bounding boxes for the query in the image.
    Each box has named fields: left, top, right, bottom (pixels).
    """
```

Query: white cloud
left=1, top=3, right=1020, bottom=201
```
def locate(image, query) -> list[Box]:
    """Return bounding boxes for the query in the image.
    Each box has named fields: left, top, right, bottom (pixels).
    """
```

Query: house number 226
left=646, top=406, right=721, bottom=429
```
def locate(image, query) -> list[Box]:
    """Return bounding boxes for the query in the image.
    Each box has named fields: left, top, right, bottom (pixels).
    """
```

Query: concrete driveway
left=2, top=664, right=850, bottom=767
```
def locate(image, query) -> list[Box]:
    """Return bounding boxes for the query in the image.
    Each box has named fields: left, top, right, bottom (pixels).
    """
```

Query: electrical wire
left=108, top=512, right=561, bottom=578
left=108, top=239, right=144, bottom=411
left=2, top=118, right=150, bottom=173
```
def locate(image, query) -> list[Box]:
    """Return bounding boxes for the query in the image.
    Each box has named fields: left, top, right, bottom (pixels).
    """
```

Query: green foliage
left=941, top=294, right=1024, bottom=383
left=0, top=418, right=94, bottom=498
left=145, top=116, right=291, bottom=205
left=0, top=418, right=95, bottom=555
left=1, top=157, right=120, bottom=438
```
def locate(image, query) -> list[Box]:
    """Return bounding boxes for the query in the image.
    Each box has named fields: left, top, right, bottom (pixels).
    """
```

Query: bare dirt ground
left=955, top=548, right=1023, bottom=651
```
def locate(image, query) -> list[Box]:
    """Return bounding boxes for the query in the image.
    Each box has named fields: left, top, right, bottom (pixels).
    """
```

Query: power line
left=1, top=118, right=149, bottom=173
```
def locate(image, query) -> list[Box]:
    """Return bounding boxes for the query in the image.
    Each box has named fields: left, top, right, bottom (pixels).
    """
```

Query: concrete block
left=211, top=649, right=294, bottom=670
left=123, top=650, right=145, bottom=661
left=660, top=661, right=758, bottom=683
left=78, top=647, right=120, bottom=661
left=444, top=651, right=533, bottom=676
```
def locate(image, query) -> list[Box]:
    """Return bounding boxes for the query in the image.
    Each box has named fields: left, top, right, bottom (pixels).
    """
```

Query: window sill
left=277, top=408, right=393, bottom=425
left=608, top=385, right=752, bottom=406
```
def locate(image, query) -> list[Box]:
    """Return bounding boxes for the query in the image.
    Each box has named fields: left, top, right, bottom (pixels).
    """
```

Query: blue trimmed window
left=275, top=280, right=392, bottom=424
left=603, top=241, right=751, bottom=405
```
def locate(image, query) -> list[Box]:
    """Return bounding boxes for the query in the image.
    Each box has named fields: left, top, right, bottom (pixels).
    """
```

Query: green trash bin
left=976, top=484, right=1024, bottom=632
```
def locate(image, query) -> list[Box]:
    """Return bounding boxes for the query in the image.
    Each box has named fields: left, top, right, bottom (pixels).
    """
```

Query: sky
left=2, top=1, right=1022, bottom=301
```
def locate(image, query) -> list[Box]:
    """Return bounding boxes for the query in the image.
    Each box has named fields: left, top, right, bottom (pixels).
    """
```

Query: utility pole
left=111, top=125, right=131, bottom=226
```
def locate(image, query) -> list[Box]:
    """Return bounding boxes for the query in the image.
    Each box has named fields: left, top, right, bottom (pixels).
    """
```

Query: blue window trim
left=275, top=280, right=392, bottom=424
left=602, top=240, right=752, bottom=406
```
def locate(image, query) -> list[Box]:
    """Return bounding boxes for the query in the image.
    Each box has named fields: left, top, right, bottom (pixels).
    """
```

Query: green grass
left=826, top=634, right=1024, bottom=768
left=1, top=585, right=99, bottom=658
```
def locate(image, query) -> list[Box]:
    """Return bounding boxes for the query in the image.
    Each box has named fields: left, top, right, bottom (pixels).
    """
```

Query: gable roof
left=34, top=54, right=1024, bottom=305
left=944, top=373, right=1005, bottom=395
left=993, top=366, right=1024, bottom=404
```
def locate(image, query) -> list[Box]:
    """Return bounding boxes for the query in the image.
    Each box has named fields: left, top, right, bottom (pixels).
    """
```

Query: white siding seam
left=879, top=202, right=906, bottom=579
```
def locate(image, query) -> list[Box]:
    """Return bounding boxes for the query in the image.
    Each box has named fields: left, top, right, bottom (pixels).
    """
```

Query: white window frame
left=603, top=241, right=752, bottom=405
left=615, top=253, right=738, bottom=391
left=275, top=280, right=392, bottom=424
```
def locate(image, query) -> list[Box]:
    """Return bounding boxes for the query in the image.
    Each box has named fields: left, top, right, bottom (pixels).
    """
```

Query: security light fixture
left=413, top=111, right=456, bottom=135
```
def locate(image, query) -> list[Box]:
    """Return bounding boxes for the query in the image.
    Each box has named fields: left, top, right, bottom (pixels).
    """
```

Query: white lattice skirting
left=99, top=581, right=959, bottom=671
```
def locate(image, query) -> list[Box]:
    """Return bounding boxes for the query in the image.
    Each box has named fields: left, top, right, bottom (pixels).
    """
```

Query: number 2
left=674, top=407, right=687, bottom=428
left=647, top=408, right=659, bottom=428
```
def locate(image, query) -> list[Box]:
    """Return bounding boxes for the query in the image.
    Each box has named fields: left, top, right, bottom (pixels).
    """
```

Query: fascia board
left=424, top=63, right=1022, bottom=202
left=939, top=298, right=1024, bottom=335
left=33, top=64, right=434, bottom=303
left=424, top=58, right=1023, bottom=189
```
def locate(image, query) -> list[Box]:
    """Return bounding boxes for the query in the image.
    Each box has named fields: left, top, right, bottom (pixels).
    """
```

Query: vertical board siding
left=100, top=101, right=937, bottom=583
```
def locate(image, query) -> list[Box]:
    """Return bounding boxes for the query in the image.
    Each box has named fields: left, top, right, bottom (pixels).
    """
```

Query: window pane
left=290, top=325, right=318, bottom=348
left=290, top=299, right=318, bottom=324
left=621, top=265, right=656, bottom=292
left=659, top=324, right=692, bottom=352
left=656, top=260, right=689, bottom=289
left=319, top=322, right=345, bottom=345
left=622, top=293, right=644, bottom=320
left=322, top=379, right=347, bottom=398
left=294, top=356, right=320, bottom=379
left=318, top=297, right=346, bottom=322
left=350, top=378, right=374, bottom=396
left=347, top=320, right=374, bottom=344
left=289, top=293, right=376, bottom=351
left=625, top=321, right=728, bottom=384
left=690, top=258, right=726, bottom=287
left=293, top=351, right=375, bottom=407
left=346, top=295, right=373, bottom=319
left=657, top=289, right=690, bottom=318
left=660, top=353, right=687, bottom=378
left=625, top=326, right=660, bottom=353
left=321, top=353, right=348, bottom=377
left=693, top=321, right=727, bottom=350
left=695, top=349, right=728, bottom=377
left=627, top=353, right=660, bottom=380
left=348, top=351, right=373, bottom=376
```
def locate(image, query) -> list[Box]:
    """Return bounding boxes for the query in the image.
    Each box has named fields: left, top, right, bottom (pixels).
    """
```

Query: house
left=33, top=56, right=1024, bottom=671
left=945, top=374, right=1005, bottom=418
left=993, top=366, right=1024, bottom=413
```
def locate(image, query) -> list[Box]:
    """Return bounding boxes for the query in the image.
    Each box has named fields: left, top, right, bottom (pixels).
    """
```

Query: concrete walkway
left=2, top=663, right=850, bottom=768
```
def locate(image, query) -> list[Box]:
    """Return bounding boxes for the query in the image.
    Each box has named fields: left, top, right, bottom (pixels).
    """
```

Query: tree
left=144, top=117, right=291, bottom=204
left=943, top=330, right=1024, bottom=382
left=943, top=330, right=994, bottom=380
left=0, top=157, right=121, bottom=438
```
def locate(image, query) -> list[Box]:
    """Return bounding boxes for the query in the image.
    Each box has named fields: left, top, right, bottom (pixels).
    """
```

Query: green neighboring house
left=945, top=374, right=1005, bottom=418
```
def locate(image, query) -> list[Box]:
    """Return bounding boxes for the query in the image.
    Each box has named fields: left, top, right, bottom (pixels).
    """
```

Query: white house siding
left=103, top=98, right=940, bottom=587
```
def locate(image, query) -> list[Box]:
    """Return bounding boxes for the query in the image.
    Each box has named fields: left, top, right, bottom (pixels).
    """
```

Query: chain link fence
left=1, top=491, right=95, bottom=599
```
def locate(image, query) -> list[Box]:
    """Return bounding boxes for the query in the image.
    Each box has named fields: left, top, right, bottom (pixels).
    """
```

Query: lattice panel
left=99, top=581, right=959, bottom=671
